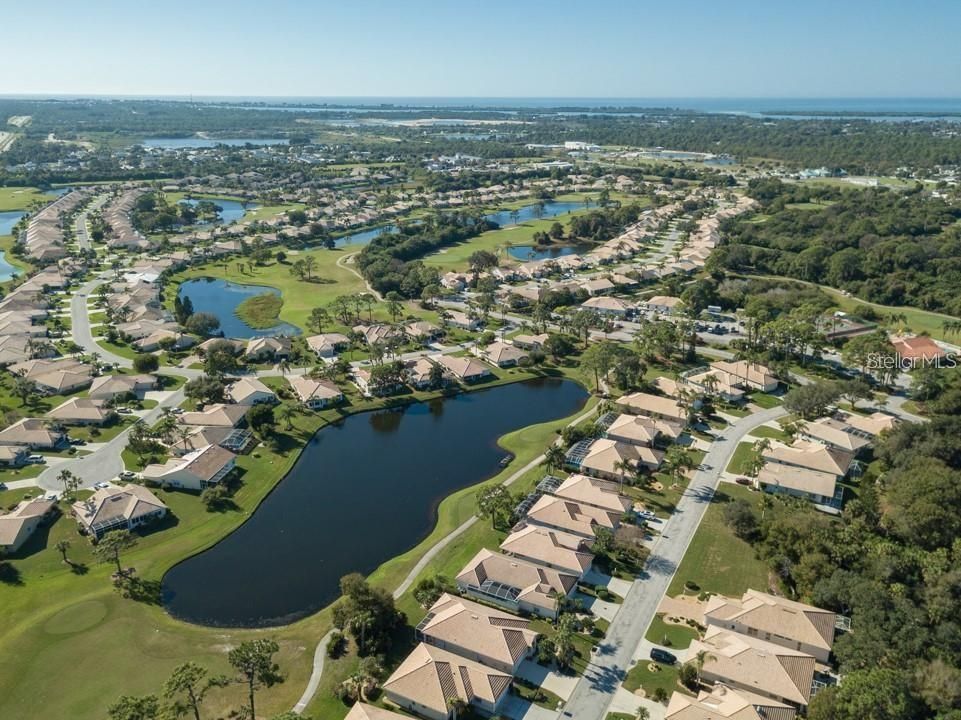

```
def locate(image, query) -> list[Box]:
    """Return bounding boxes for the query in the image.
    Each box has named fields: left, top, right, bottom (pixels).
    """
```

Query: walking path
left=293, top=401, right=600, bottom=714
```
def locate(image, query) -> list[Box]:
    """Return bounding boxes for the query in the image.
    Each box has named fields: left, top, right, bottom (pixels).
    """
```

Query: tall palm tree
left=542, top=445, right=566, bottom=475
left=613, top=458, right=635, bottom=493
left=55, top=539, right=71, bottom=564
left=692, top=650, right=716, bottom=685
left=278, top=404, right=297, bottom=430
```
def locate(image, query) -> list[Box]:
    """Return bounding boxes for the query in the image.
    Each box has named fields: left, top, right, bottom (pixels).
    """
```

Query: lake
left=0, top=251, right=20, bottom=282
left=507, top=244, right=591, bottom=261
left=335, top=200, right=584, bottom=248
left=0, top=210, right=25, bottom=236
left=177, top=278, right=301, bottom=339
left=142, top=137, right=290, bottom=149
left=161, top=377, right=589, bottom=627
left=178, top=198, right=252, bottom=224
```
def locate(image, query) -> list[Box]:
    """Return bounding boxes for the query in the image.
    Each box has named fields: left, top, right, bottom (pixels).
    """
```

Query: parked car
left=0, top=482, right=6, bottom=490
left=650, top=648, right=677, bottom=665
left=26, top=455, right=46, bottom=465
left=638, top=510, right=657, bottom=521
left=735, top=476, right=752, bottom=486
left=119, top=471, right=136, bottom=480
left=69, top=438, right=87, bottom=446
left=172, top=407, right=185, bottom=415
left=116, top=407, right=133, bottom=414
left=94, top=482, right=111, bottom=490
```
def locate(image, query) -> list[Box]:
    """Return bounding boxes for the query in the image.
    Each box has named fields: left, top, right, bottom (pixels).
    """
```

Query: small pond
left=334, top=200, right=584, bottom=248
left=0, top=210, right=25, bottom=236
left=177, top=278, right=300, bottom=339
left=161, top=377, right=589, bottom=627
left=178, top=198, right=252, bottom=225
left=507, top=244, right=592, bottom=261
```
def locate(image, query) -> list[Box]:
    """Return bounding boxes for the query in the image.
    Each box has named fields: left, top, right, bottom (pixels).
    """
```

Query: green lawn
left=624, top=660, right=690, bottom=700
left=645, top=613, right=701, bottom=650
left=667, top=486, right=771, bottom=598
left=748, top=425, right=789, bottom=442
left=0, top=186, right=56, bottom=211
left=725, top=441, right=757, bottom=476
left=746, top=392, right=782, bottom=409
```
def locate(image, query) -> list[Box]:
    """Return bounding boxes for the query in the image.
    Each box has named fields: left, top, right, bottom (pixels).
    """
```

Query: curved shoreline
left=158, top=373, right=591, bottom=629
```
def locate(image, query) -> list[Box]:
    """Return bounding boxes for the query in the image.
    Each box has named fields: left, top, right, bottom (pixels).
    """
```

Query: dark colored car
left=650, top=648, right=677, bottom=665
left=735, top=476, right=752, bottom=486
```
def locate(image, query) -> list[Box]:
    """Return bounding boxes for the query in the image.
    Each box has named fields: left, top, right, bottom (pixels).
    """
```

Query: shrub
left=326, top=631, right=345, bottom=658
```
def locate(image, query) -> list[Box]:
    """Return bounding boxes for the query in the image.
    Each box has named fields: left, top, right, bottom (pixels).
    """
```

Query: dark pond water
left=177, top=278, right=301, bottom=339
left=0, top=210, right=25, bottom=236
left=161, top=377, right=588, bottom=627
left=178, top=198, right=252, bottom=224
left=142, top=137, right=290, bottom=149
left=507, top=244, right=592, bottom=261
left=484, top=200, right=582, bottom=226
left=0, top=252, right=19, bottom=282
left=335, top=200, right=584, bottom=248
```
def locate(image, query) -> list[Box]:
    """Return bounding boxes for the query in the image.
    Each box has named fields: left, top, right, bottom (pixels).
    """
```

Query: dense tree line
left=356, top=213, right=496, bottom=297
left=712, top=180, right=961, bottom=315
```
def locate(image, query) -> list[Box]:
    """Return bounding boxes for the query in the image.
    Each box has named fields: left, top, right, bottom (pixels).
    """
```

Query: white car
left=26, top=455, right=46, bottom=464
left=94, top=482, right=111, bottom=490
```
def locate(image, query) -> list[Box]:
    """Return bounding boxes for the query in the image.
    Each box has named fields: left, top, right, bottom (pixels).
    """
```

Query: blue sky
left=5, top=0, right=959, bottom=98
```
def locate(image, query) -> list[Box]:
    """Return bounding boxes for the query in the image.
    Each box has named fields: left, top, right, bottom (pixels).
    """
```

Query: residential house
left=890, top=335, right=946, bottom=364
left=754, top=464, right=840, bottom=510
left=141, top=444, right=236, bottom=491
left=709, top=360, right=778, bottom=393
left=0, top=418, right=66, bottom=449
left=180, top=403, right=248, bottom=428
left=576, top=437, right=664, bottom=478
left=405, top=357, right=446, bottom=390
left=512, top=333, right=549, bottom=350
left=382, top=643, right=512, bottom=720
left=665, top=685, right=796, bottom=720
left=0, top=445, right=30, bottom=467
left=703, top=589, right=836, bottom=663
left=245, top=336, right=291, bottom=362
left=797, top=417, right=871, bottom=454
left=455, top=548, right=577, bottom=619
left=287, top=375, right=344, bottom=409
left=616, top=392, right=688, bottom=424
left=523, top=494, right=621, bottom=540
left=604, top=412, right=682, bottom=445
left=581, top=296, right=631, bottom=317
left=500, top=524, right=594, bottom=578
left=690, top=627, right=816, bottom=710
left=405, top=320, right=442, bottom=344
left=762, top=440, right=854, bottom=479
left=72, top=484, right=168, bottom=539
left=646, top=295, right=685, bottom=315
left=444, top=310, right=481, bottom=331
left=344, top=704, right=411, bottom=720
left=45, top=397, right=116, bottom=426
left=475, top=341, right=528, bottom=368
left=226, top=377, right=278, bottom=406
left=305, top=333, right=350, bottom=359
left=0, top=499, right=57, bottom=553
left=433, top=355, right=492, bottom=383
left=88, top=373, right=157, bottom=401
left=834, top=410, right=897, bottom=438
left=417, top=592, right=539, bottom=674
left=552, top=473, right=632, bottom=515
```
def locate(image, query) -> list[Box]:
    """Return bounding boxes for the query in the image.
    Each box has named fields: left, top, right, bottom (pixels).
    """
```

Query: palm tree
left=692, top=649, right=716, bottom=685
left=55, top=539, right=71, bottom=564
left=278, top=359, right=291, bottom=376
left=447, top=697, right=468, bottom=720
left=613, top=458, right=635, bottom=493
left=542, top=445, right=566, bottom=475
left=278, top=404, right=297, bottom=430
left=663, top=447, right=695, bottom=489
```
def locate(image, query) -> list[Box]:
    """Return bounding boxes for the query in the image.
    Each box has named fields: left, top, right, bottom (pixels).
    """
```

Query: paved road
left=559, top=404, right=787, bottom=720
left=75, top=195, right=107, bottom=251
